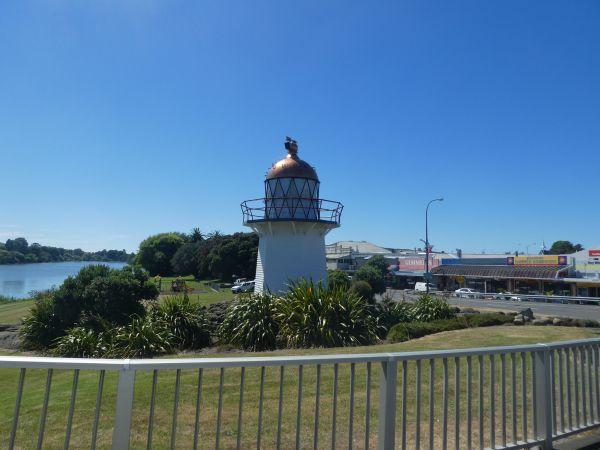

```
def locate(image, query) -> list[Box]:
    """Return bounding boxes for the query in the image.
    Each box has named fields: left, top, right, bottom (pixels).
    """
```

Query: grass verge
left=0, top=326, right=597, bottom=449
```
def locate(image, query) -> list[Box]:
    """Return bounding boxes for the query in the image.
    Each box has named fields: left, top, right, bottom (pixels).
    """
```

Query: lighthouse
left=241, top=138, right=343, bottom=293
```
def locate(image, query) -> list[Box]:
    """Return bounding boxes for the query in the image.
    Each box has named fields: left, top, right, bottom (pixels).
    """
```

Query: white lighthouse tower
left=241, top=138, right=343, bottom=293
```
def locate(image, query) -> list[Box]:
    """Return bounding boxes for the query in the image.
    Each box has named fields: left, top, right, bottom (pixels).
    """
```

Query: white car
left=454, top=288, right=479, bottom=298
left=494, top=292, right=522, bottom=301
left=233, top=278, right=247, bottom=286
left=231, top=280, right=255, bottom=294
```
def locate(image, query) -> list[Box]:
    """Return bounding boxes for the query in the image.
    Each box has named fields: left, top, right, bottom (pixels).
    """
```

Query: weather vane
left=284, top=136, right=298, bottom=156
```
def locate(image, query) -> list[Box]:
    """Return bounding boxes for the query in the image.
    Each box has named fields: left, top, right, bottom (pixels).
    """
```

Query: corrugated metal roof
left=326, top=241, right=392, bottom=255
left=431, top=265, right=569, bottom=280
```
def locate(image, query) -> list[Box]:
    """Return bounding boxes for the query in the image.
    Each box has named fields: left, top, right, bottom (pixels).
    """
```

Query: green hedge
left=387, top=313, right=513, bottom=343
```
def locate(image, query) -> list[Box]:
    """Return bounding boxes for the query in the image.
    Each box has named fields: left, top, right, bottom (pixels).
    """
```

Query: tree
left=137, top=233, right=186, bottom=275
left=189, top=228, right=204, bottom=243
left=355, top=265, right=386, bottom=296
left=203, top=232, right=258, bottom=280
left=547, top=241, right=584, bottom=255
left=171, top=242, right=201, bottom=276
left=364, top=255, right=390, bottom=276
left=349, top=280, right=373, bottom=302
left=21, top=265, right=159, bottom=349
left=5, top=237, right=28, bottom=253
left=327, top=269, right=351, bottom=290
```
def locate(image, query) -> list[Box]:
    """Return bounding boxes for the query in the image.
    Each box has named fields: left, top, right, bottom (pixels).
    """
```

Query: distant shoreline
left=0, top=259, right=131, bottom=267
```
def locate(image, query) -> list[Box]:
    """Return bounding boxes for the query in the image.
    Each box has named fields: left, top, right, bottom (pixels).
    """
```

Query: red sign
left=396, top=257, right=439, bottom=272
left=590, top=250, right=600, bottom=257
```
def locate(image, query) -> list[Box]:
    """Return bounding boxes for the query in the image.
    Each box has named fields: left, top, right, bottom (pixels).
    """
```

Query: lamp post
left=424, top=198, right=444, bottom=294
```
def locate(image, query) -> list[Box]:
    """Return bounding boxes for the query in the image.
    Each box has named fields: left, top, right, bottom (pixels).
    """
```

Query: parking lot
left=386, top=289, right=600, bottom=321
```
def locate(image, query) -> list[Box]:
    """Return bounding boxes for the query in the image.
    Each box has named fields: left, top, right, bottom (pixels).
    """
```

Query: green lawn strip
left=0, top=326, right=597, bottom=449
left=0, top=299, right=34, bottom=324
left=0, top=287, right=232, bottom=325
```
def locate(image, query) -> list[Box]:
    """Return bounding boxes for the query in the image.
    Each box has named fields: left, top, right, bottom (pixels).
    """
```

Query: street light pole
left=424, top=198, right=444, bottom=294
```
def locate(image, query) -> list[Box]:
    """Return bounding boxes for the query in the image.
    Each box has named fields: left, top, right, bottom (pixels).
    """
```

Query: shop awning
left=431, top=265, right=570, bottom=280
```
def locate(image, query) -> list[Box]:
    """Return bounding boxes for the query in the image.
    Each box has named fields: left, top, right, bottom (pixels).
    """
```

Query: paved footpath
left=386, top=289, right=600, bottom=321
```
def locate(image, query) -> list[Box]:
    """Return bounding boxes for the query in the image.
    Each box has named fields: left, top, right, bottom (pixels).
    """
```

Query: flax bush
left=218, top=293, right=279, bottom=351
left=151, top=295, right=211, bottom=349
left=411, top=294, right=454, bottom=322
left=276, top=280, right=380, bottom=348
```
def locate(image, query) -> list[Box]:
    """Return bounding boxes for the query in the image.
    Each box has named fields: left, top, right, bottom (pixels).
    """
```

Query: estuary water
left=0, top=261, right=127, bottom=299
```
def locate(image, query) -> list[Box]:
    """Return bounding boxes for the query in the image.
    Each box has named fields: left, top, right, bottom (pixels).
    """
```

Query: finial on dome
left=284, top=136, right=298, bottom=158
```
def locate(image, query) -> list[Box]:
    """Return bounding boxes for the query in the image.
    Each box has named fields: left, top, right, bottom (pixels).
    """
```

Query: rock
left=532, top=318, right=551, bottom=326
left=514, top=315, right=525, bottom=325
left=552, top=317, right=563, bottom=325
left=518, top=308, right=534, bottom=320
left=0, top=324, right=21, bottom=350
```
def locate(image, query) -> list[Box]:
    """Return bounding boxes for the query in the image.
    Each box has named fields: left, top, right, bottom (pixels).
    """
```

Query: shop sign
left=508, top=255, right=568, bottom=266
left=397, top=257, right=439, bottom=271
left=589, top=250, right=600, bottom=257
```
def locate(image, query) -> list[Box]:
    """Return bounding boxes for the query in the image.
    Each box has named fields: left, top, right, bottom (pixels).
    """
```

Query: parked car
left=494, top=292, right=523, bottom=301
left=231, top=280, right=255, bottom=293
left=233, top=278, right=247, bottom=286
left=415, top=282, right=437, bottom=292
left=454, top=288, right=480, bottom=298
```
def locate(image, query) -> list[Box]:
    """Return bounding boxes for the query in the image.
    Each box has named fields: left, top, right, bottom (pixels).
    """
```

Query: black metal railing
left=241, top=197, right=343, bottom=225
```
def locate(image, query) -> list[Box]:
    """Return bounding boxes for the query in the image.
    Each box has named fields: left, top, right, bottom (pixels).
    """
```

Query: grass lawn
left=154, top=276, right=234, bottom=305
left=0, top=300, right=35, bottom=324
left=0, top=325, right=597, bottom=449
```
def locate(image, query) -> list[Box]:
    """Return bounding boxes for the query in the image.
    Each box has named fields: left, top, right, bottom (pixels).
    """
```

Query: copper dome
left=266, top=138, right=319, bottom=181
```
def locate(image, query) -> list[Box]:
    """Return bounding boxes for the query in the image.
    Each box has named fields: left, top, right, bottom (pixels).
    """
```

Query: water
left=0, top=261, right=128, bottom=299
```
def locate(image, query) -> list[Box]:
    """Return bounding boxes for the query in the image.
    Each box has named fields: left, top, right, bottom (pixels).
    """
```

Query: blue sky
left=1, top=1, right=599, bottom=253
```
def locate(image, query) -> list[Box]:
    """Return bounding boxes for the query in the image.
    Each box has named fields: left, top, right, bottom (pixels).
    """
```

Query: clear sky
left=1, top=1, right=599, bottom=254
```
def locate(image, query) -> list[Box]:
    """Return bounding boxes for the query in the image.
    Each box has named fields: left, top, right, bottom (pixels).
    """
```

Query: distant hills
left=0, top=237, right=134, bottom=265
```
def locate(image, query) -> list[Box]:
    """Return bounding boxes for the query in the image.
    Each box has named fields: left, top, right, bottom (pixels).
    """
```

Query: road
left=386, top=289, right=600, bottom=321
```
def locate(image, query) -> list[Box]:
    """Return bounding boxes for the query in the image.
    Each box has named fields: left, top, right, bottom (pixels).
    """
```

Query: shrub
left=218, top=293, right=279, bottom=351
left=411, top=294, right=454, bottom=322
left=152, top=296, right=211, bottom=349
left=20, top=293, right=62, bottom=350
left=388, top=319, right=465, bottom=342
left=354, top=265, right=386, bottom=296
left=327, top=269, right=351, bottom=290
left=21, top=265, right=159, bottom=350
left=465, top=313, right=513, bottom=327
left=110, top=316, right=174, bottom=358
left=53, top=327, right=109, bottom=357
left=276, top=280, right=380, bottom=348
left=387, top=313, right=514, bottom=343
left=372, top=296, right=414, bottom=335
left=349, top=280, right=373, bottom=302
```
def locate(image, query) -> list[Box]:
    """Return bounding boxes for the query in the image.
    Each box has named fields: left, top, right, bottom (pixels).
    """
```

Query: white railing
left=1, top=339, right=599, bottom=449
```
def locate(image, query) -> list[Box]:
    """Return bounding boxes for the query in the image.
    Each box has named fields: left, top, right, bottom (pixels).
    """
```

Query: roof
left=431, top=264, right=570, bottom=280
left=326, top=241, right=392, bottom=255
left=266, top=143, right=318, bottom=181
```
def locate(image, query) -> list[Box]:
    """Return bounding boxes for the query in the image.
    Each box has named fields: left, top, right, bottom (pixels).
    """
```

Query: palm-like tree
left=189, top=228, right=204, bottom=243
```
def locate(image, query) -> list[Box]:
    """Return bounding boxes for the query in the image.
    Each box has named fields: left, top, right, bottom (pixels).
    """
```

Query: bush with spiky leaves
left=110, top=316, right=174, bottom=358
left=411, top=294, right=454, bottom=322
left=151, top=295, right=211, bottom=349
left=53, top=327, right=109, bottom=357
left=372, top=295, right=414, bottom=335
left=218, top=293, right=279, bottom=351
left=20, top=292, right=62, bottom=350
left=276, top=280, right=380, bottom=348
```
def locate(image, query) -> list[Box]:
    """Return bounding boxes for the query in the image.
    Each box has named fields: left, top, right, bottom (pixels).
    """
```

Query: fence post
left=535, top=345, right=553, bottom=450
left=377, top=357, right=398, bottom=450
left=112, top=362, right=136, bottom=450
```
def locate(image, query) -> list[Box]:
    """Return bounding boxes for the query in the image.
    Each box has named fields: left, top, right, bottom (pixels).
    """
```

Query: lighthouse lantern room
left=241, top=138, right=343, bottom=293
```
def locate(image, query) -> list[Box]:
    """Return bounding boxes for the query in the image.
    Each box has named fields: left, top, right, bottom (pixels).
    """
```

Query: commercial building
left=431, top=249, right=600, bottom=297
